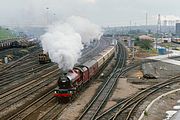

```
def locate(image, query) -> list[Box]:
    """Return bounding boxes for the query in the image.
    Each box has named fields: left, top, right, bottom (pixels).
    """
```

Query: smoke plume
left=40, top=16, right=102, bottom=70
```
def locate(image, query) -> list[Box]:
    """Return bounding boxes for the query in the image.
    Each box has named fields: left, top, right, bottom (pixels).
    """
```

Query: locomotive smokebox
left=59, top=69, right=69, bottom=75
left=58, top=69, right=72, bottom=89
left=58, top=69, right=70, bottom=86
left=58, top=72, right=66, bottom=88
left=59, top=71, right=67, bottom=78
left=63, top=71, right=68, bottom=75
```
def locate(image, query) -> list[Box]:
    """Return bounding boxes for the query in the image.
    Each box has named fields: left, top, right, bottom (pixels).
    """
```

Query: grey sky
left=0, top=0, right=180, bottom=27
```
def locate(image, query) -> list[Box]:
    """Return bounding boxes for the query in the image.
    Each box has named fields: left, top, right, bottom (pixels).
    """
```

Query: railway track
left=80, top=40, right=100, bottom=62
left=95, top=74, right=180, bottom=120
left=0, top=62, right=54, bottom=88
left=0, top=66, right=58, bottom=102
left=81, top=40, right=99, bottom=57
left=79, top=37, right=111, bottom=63
left=114, top=75, right=180, bottom=120
left=0, top=49, right=55, bottom=93
left=0, top=37, right=114, bottom=120
left=0, top=62, right=56, bottom=91
left=78, top=42, right=127, bottom=120
left=37, top=103, right=68, bottom=120
left=7, top=89, right=68, bottom=120
left=0, top=48, right=41, bottom=73
left=0, top=67, right=60, bottom=119
left=0, top=62, right=43, bottom=81
left=93, top=63, right=147, bottom=120
left=7, top=90, right=55, bottom=120
left=0, top=60, right=38, bottom=79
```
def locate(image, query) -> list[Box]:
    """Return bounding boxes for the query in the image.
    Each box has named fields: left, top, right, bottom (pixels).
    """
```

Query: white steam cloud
left=40, top=16, right=102, bottom=70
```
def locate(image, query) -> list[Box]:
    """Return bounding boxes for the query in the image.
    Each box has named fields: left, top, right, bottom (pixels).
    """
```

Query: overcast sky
left=0, top=0, right=180, bottom=27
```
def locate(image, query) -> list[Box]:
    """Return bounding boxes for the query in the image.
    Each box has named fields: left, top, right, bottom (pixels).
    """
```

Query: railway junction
left=0, top=35, right=180, bottom=120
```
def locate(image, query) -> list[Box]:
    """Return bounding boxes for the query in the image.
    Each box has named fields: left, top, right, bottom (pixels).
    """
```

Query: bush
left=144, top=111, right=148, bottom=116
left=134, top=37, right=153, bottom=50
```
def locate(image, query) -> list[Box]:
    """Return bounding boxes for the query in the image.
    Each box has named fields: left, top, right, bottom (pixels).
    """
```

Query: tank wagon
left=54, top=45, right=116, bottom=102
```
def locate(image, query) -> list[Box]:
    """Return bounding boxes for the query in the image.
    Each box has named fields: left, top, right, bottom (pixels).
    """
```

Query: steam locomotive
left=54, top=45, right=116, bottom=102
left=38, top=52, right=51, bottom=64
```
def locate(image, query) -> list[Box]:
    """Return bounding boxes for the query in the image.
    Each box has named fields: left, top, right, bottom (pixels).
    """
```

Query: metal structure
left=176, top=23, right=180, bottom=37
left=157, top=14, right=161, bottom=35
left=146, top=12, right=148, bottom=32
left=155, top=14, right=161, bottom=50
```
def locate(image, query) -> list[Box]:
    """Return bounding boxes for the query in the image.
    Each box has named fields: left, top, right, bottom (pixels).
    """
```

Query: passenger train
left=53, top=45, right=116, bottom=102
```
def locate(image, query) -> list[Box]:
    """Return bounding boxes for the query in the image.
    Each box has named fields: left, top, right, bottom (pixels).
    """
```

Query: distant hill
left=103, top=25, right=175, bottom=35
left=12, top=26, right=46, bottom=38
left=0, top=27, right=17, bottom=40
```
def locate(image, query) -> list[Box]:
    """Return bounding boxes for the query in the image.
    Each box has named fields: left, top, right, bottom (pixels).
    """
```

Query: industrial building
left=176, top=23, right=180, bottom=37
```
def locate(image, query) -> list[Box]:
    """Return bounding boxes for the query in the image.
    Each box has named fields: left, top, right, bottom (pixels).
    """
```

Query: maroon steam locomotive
left=54, top=45, right=116, bottom=101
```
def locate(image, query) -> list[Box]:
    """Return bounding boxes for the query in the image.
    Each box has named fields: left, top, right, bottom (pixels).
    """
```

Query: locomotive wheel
left=57, top=98, right=61, bottom=103
left=80, top=84, right=84, bottom=91
left=69, top=97, right=73, bottom=103
left=72, top=94, right=75, bottom=100
left=79, top=85, right=82, bottom=90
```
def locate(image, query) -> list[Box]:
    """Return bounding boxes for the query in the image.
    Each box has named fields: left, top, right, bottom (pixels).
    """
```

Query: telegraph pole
left=156, top=14, right=161, bottom=50
left=146, top=12, right=148, bottom=33
left=130, top=20, right=132, bottom=32
left=132, top=38, right=135, bottom=60
left=157, top=14, right=161, bottom=35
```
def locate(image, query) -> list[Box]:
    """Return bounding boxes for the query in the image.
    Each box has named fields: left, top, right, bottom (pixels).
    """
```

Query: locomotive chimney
left=60, top=69, right=69, bottom=76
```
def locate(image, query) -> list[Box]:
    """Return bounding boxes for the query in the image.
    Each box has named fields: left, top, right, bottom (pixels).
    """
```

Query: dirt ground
left=137, top=90, right=180, bottom=120
left=126, top=62, right=180, bottom=120
left=103, top=77, right=149, bottom=111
